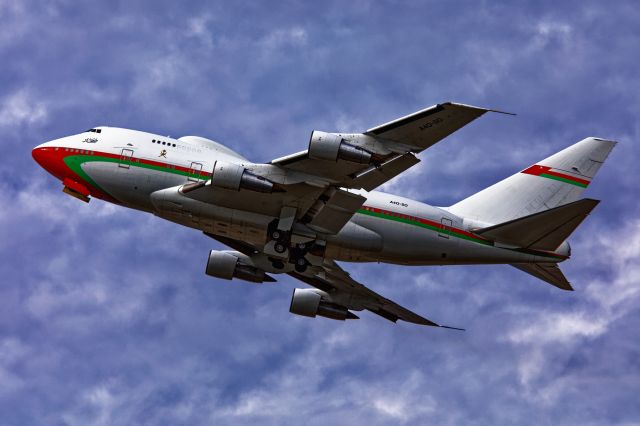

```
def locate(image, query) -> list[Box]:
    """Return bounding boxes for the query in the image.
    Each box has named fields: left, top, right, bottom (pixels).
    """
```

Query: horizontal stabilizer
left=475, top=198, right=599, bottom=251
left=511, top=263, right=573, bottom=291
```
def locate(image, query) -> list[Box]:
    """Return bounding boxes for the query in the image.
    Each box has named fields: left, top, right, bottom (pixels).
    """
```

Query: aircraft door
left=439, top=217, right=453, bottom=239
left=188, top=162, right=203, bottom=181
left=119, top=148, right=134, bottom=169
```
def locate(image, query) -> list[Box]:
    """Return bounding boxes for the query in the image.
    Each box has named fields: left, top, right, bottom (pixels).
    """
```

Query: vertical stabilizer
left=447, top=137, right=616, bottom=224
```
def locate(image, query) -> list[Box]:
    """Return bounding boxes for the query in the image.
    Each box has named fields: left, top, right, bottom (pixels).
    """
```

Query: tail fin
left=448, top=137, right=616, bottom=224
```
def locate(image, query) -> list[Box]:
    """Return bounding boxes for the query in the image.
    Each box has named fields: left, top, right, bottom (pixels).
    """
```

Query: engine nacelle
left=205, top=250, right=274, bottom=283
left=308, top=131, right=372, bottom=164
left=289, top=288, right=358, bottom=321
left=211, top=161, right=274, bottom=193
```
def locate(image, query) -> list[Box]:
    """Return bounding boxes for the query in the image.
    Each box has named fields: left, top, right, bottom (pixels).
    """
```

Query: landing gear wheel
left=274, top=243, right=287, bottom=253
left=294, top=257, right=307, bottom=273
left=271, top=260, right=285, bottom=269
left=297, top=242, right=307, bottom=249
left=271, top=230, right=281, bottom=240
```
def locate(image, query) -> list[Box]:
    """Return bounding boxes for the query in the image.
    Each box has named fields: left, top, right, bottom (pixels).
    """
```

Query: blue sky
left=1, top=1, right=639, bottom=424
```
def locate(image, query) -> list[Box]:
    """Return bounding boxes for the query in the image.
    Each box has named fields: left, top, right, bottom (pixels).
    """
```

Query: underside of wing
left=290, top=261, right=464, bottom=329
left=203, top=232, right=463, bottom=329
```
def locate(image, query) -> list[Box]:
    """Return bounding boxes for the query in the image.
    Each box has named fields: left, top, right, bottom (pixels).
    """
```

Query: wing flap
left=305, top=189, right=366, bottom=234
left=350, top=153, right=421, bottom=191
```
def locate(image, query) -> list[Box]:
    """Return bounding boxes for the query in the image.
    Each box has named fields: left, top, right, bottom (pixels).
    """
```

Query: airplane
left=32, top=102, right=616, bottom=329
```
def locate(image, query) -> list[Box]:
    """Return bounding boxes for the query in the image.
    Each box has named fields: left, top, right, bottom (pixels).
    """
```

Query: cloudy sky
left=1, top=1, right=639, bottom=424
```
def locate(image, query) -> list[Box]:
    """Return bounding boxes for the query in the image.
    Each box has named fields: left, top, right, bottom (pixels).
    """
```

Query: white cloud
left=260, top=27, right=308, bottom=51
left=3, top=3, right=640, bottom=425
left=507, top=312, right=608, bottom=345
left=585, top=220, right=640, bottom=310
left=187, top=16, right=215, bottom=48
left=0, top=90, right=48, bottom=127
left=534, top=20, right=573, bottom=45
left=504, top=219, right=640, bottom=393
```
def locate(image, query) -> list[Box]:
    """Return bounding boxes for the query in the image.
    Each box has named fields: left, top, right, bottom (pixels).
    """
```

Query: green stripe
left=64, top=154, right=207, bottom=189
left=357, top=208, right=563, bottom=258
left=64, top=155, right=106, bottom=191
left=358, top=208, right=493, bottom=246
left=539, top=173, right=588, bottom=188
left=63, top=154, right=208, bottom=200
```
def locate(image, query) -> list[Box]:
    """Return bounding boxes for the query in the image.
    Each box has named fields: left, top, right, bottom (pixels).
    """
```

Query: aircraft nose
left=32, top=142, right=67, bottom=180
left=31, top=143, right=47, bottom=169
left=31, top=143, right=47, bottom=166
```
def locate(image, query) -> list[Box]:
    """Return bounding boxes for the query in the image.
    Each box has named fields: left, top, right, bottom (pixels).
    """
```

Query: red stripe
left=364, top=206, right=491, bottom=242
left=34, top=146, right=213, bottom=202
left=521, top=164, right=590, bottom=185
left=81, top=149, right=212, bottom=177
left=361, top=205, right=566, bottom=259
left=38, top=147, right=212, bottom=177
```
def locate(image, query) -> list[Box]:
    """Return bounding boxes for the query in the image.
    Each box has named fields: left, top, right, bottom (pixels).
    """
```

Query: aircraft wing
left=178, top=102, right=507, bottom=238
left=206, top=231, right=462, bottom=328
left=290, top=260, right=464, bottom=329
left=271, top=102, right=509, bottom=191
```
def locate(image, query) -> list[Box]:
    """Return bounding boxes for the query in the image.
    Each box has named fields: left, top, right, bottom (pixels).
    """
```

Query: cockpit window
left=85, top=128, right=102, bottom=133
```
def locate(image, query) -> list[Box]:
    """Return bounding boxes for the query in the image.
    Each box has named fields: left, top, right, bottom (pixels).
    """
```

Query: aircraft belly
left=84, top=162, right=187, bottom=211
left=325, top=221, right=383, bottom=261
left=352, top=214, right=536, bottom=265
left=150, top=185, right=270, bottom=247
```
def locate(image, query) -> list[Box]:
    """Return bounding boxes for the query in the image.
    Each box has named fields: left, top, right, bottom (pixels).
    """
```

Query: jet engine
left=308, top=131, right=372, bottom=164
left=211, top=161, right=274, bottom=193
left=205, top=250, right=275, bottom=283
left=289, top=288, right=359, bottom=321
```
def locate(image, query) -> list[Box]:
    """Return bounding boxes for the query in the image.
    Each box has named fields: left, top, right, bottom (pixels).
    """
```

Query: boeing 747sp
left=32, top=103, right=615, bottom=328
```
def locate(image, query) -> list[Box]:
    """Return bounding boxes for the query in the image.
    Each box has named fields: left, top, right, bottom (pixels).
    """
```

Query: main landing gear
left=268, top=241, right=312, bottom=273
left=270, top=229, right=288, bottom=254
left=266, top=220, right=324, bottom=273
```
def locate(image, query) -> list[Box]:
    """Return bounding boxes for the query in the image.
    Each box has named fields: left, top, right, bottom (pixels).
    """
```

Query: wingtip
left=487, top=108, right=517, bottom=116
left=444, top=102, right=516, bottom=116
left=591, top=137, right=618, bottom=146
left=439, top=325, right=466, bottom=331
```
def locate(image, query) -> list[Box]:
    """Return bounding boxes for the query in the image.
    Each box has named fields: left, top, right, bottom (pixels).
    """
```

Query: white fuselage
left=32, top=127, right=570, bottom=269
